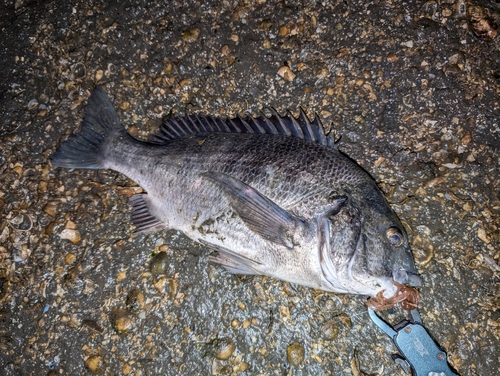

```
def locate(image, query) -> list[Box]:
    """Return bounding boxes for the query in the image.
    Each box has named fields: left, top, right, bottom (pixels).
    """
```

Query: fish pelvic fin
left=51, top=86, right=127, bottom=169
left=200, top=239, right=261, bottom=275
left=203, top=172, right=305, bottom=249
left=208, top=253, right=259, bottom=275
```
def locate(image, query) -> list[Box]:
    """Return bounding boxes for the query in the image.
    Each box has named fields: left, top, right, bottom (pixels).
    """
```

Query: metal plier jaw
left=368, top=308, right=459, bottom=376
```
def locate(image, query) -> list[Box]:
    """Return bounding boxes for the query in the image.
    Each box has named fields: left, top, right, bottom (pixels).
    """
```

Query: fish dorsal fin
left=149, top=109, right=335, bottom=147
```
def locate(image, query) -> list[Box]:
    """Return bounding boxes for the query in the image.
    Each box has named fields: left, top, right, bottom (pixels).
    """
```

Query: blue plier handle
left=368, top=308, right=459, bottom=376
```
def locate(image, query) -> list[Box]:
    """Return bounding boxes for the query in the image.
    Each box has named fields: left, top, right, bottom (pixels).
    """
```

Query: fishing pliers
left=368, top=308, right=459, bottom=376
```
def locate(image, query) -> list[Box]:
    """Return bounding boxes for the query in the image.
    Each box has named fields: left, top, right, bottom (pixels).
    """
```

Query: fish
left=52, top=87, right=421, bottom=309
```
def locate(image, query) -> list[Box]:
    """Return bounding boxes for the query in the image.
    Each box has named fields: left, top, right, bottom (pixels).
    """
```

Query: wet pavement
left=0, top=0, right=499, bottom=375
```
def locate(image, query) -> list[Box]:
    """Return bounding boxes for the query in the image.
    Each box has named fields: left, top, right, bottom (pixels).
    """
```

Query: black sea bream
left=52, top=87, right=421, bottom=305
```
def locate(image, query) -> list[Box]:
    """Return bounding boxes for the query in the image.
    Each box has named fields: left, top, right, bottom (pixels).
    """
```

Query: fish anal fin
left=129, top=194, right=166, bottom=233
left=203, top=172, right=304, bottom=248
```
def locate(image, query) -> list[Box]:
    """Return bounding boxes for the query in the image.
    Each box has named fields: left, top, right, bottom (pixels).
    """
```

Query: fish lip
left=392, top=268, right=422, bottom=287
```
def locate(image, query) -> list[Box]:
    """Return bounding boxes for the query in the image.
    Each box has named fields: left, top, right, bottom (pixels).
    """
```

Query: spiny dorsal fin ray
left=269, top=109, right=292, bottom=136
left=149, top=109, right=335, bottom=147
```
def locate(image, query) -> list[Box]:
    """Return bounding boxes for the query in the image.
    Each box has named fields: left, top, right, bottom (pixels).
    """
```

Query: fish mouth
left=392, top=268, right=422, bottom=287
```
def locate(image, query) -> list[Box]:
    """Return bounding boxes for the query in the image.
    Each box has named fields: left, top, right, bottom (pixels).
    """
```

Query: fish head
left=359, top=209, right=421, bottom=296
left=318, top=184, right=421, bottom=299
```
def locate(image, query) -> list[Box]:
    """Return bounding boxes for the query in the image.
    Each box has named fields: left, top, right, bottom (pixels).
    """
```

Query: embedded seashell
left=105, top=63, right=116, bottom=77
left=72, top=62, right=86, bottom=78
left=8, top=212, right=32, bottom=231
left=214, top=338, right=235, bottom=360
left=150, top=252, right=169, bottom=276
left=321, top=320, right=339, bottom=340
left=287, top=342, right=305, bottom=366
left=126, top=288, right=145, bottom=313
left=313, top=293, right=342, bottom=313
left=468, top=5, right=498, bottom=41
left=109, top=308, right=134, bottom=334
left=27, top=99, right=38, bottom=111
left=335, top=313, right=353, bottom=328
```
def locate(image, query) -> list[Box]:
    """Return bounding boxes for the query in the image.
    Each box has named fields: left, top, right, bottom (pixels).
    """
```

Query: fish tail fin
left=51, top=86, right=126, bottom=169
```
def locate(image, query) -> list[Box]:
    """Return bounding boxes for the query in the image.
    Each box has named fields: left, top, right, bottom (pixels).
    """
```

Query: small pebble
left=277, top=66, right=296, bottom=81
left=85, top=355, right=105, bottom=374
left=8, top=212, right=32, bottom=231
left=64, top=253, right=76, bottom=264
left=65, top=220, right=77, bottom=230
left=477, top=228, right=491, bottom=244
left=278, top=26, right=289, bottom=36
left=122, top=363, right=132, bottom=375
left=182, top=28, right=200, bottom=43
left=59, top=229, right=81, bottom=244
left=239, top=362, right=249, bottom=371
left=461, top=131, right=472, bottom=145
left=43, top=201, right=59, bottom=216
left=386, top=53, right=398, bottom=63
left=231, top=318, right=240, bottom=328
left=179, top=78, right=192, bottom=89
left=335, top=313, right=352, bottom=328
left=167, top=277, right=179, bottom=298
left=95, top=70, right=104, bottom=81
left=116, top=270, right=126, bottom=281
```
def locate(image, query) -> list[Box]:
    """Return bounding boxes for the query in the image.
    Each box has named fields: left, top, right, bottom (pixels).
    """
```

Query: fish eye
left=386, top=227, right=404, bottom=247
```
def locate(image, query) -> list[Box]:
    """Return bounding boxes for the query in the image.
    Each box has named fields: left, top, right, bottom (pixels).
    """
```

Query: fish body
left=52, top=87, right=420, bottom=302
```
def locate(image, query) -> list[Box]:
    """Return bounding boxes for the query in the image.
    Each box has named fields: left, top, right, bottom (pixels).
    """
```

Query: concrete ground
left=0, top=0, right=498, bottom=375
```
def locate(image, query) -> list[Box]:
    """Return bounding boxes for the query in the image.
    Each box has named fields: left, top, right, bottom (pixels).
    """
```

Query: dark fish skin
left=52, top=87, right=421, bottom=300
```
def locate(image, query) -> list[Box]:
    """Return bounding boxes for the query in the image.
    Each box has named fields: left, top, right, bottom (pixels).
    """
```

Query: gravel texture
left=0, top=0, right=499, bottom=375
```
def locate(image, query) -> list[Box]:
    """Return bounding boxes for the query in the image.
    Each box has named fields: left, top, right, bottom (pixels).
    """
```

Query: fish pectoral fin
left=129, top=194, right=166, bottom=233
left=203, top=172, right=303, bottom=248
